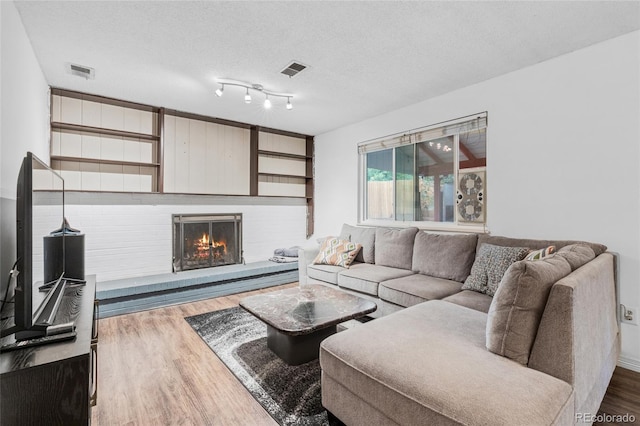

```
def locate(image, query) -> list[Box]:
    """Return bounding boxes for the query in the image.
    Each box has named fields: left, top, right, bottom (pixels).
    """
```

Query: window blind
left=358, top=113, right=487, bottom=154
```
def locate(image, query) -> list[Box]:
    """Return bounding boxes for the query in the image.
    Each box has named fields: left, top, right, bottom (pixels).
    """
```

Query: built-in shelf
left=50, top=89, right=162, bottom=193
left=51, top=156, right=160, bottom=168
left=257, top=150, right=311, bottom=160
left=48, top=88, right=314, bottom=236
left=51, top=122, right=160, bottom=141
left=258, top=172, right=311, bottom=179
left=256, top=133, right=312, bottom=202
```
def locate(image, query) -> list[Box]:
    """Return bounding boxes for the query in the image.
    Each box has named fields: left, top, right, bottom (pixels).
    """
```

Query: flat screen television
left=2, top=152, right=67, bottom=341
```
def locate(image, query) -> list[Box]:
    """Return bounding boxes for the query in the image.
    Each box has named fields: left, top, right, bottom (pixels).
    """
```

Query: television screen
left=14, top=152, right=65, bottom=332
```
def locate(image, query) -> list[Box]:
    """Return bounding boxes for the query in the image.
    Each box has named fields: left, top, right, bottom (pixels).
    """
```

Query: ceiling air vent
left=68, top=63, right=95, bottom=80
left=281, top=61, right=307, bottom=78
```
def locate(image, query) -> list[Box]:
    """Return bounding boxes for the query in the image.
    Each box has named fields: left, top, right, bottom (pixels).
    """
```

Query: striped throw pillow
left=525, top=245, right=556, bottom=261
left=313, top=237, right=362, bottom=268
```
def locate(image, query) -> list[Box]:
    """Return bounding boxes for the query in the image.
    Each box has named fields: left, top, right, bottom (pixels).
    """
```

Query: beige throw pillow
left=486, top=255, right=572, bottom=365
left=525, top=245, right=556, bottom=261
left=313, top=237, right=362, bottom=268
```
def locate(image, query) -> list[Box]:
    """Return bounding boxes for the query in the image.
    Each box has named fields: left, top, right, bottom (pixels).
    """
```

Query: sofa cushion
left=486, top=255, right=572, bottom=365
left=412, top=232, right=477, bottom=282
left=462, top=243, right=529, bottom=296
left=379, top=274, right=462, bottom=308
left=338, top=263, right=414, bottom=297
left=313, top=237, right=362, bottom=268
left=340, top=224, right=376, bottom=264
left=442, top=290, right=493, bottom=313
left=307, top=264, right=345, bottom=285
left=556, top=243, right=596, bottom=271
left=478, top=234, right=607, bottom=257
left=320, top=301, right=574, bottom=426
left=374, top=227, right=419, bottom=270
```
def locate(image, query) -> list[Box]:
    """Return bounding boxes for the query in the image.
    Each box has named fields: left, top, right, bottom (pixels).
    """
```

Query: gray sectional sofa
left=298, top=224, right=620, bottom=425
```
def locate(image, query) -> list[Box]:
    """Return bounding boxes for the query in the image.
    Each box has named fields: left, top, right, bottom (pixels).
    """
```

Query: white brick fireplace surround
left=63, top=192, right=308, bottom=285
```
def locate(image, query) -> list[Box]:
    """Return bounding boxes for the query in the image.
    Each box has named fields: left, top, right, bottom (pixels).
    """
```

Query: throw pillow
left=556, top=243, right=596, bottom=271
left=374, top=227, right=419, bottom=270
left=486, top=255, right=572, bottom=365
left=412, top=232, right=478, bottom=282
left=313, top=237, right=362, bottom=268
left=462, top=243, right=529, bottom=296
left=525, top=245, right=556, bottom=261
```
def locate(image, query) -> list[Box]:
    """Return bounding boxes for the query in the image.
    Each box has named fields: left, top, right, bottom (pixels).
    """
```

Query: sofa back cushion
left=477, top=234, right=607, bottom=257
left=340, top=224, right=376, bottom=264
left=556, top=243, right=596, bottom=271
left=375, top=227, right=419, bottom=270
left=486, top=255, right=572, bottom=365
left=412, top=232, right=478, bottom=282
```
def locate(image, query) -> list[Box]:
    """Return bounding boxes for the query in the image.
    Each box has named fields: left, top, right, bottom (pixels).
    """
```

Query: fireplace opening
left=173, top=214, right=242, bottom=272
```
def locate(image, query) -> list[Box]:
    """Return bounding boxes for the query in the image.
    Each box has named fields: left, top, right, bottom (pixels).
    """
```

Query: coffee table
left=239, top=284, right=377, bottom=365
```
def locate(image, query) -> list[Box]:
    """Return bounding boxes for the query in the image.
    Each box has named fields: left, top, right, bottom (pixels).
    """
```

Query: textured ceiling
left=14, top=1, right=640, bottom=136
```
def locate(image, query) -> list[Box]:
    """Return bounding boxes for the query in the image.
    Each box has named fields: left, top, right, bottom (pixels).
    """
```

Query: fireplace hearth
left=173, top=214, right=243, bottom=272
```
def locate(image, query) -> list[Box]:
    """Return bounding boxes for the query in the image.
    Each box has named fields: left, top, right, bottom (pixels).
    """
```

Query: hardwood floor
left=92, top=284, right=296, bottom=425
left=92, top=284, right=639, bottom=425
left=596, top=367, right=640, bottom=425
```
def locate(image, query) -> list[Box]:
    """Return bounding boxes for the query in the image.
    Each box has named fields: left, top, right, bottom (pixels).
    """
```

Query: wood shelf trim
left=258, top=172, right=311, bottom=179
left=257, top=194, right=312, bottom=199
left=52, top=88, right=159, bottom=113
left=257, top=150, right=311, bottom=160
left=51, top=156, right=160, bottom=168
left=51, top=122, right=160, bottom=141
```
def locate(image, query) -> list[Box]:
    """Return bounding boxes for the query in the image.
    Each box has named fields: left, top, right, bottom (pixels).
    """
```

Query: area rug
left=185, top=306, right=328, bottom=426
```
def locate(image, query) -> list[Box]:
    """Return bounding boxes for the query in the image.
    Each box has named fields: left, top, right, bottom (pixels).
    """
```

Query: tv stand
left=1, top=275, right=97, bottom=425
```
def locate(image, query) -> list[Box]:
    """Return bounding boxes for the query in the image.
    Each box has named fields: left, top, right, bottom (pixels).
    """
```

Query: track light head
left=216, top=79, right=293, bottom=109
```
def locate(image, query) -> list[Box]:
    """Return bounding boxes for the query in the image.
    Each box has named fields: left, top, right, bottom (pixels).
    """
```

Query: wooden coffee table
left=239, top=284, right=377, bottom=365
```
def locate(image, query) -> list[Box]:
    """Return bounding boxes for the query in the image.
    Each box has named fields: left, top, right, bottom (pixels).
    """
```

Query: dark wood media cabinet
left=1, top=275, right=97, bottom=425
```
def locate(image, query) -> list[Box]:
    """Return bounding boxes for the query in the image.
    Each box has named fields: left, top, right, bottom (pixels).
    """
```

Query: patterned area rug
left=185, top=306, right=328, bottom=426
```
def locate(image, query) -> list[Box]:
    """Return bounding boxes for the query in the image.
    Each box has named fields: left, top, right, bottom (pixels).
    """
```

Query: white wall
left=64, top=194, right=308, bottom=282
left=314, top=31, right=640, bottom=370
left=0, top=2, right=50, bottom=290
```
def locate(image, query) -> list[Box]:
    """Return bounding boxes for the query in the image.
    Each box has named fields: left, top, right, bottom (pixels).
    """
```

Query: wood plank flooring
left=92, top=284, right=639, bottom=426
left=597, top=367, right=640, bottom=425
left=92, top=284, right=296, bottom=425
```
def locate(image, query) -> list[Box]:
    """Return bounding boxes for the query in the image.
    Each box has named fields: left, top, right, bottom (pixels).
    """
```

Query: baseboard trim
left=617, top=355, right=640, bottom=373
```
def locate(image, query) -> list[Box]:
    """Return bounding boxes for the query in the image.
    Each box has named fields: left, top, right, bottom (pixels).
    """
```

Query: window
left=359, top=114, right=487, bottom=230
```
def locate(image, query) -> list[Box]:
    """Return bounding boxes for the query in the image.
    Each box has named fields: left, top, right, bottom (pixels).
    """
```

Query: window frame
left=358, top=113, right=488, bottom=233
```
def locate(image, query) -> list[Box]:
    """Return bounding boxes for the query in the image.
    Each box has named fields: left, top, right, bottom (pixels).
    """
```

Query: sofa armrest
left=529, top=252, right=619, bottom=416
left=298, top=246, right=320, bottom=285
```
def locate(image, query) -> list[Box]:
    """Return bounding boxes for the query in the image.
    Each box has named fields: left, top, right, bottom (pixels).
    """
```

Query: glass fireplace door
left=172, top=214, right=242, bottom=272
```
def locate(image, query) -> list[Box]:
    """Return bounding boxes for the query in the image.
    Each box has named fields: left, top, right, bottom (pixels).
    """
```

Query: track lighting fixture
left=215, top=78, right=294, bottom=110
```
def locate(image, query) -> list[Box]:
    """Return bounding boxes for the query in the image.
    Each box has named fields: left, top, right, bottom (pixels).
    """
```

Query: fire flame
left=194, top=232, right=227, bottom=259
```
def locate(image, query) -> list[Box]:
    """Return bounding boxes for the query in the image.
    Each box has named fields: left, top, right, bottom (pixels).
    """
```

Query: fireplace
left=172, top=213, right=243, bottom=272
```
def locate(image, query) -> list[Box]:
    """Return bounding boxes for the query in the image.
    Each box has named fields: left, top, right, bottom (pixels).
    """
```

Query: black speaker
left=44, top=234, right=85, bottom=283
